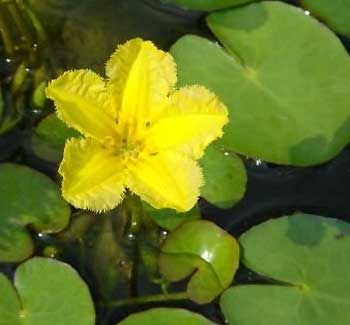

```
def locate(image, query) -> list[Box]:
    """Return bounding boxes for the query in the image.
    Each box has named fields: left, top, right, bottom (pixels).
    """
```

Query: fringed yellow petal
left=145, top=85, right=229, bottom=159
left=46, top=69, right=117, bottom=140
left=46, top=39, right=228, bottom=214
left=59, top=138, right=126, bottom=212
left=106, top=38, right=176, bottom=137
left=126, top=151, right=203, bottom=212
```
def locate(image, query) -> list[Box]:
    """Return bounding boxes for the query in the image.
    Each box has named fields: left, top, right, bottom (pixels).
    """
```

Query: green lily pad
left=301, top=0, right=350, bottom=37
left=32, top=113, right=80, bottom=162
left=159, top=220, right=239, bottom=303
left=220, top=213, right=350, bottom=324
left=143, top=201, right=200, bottom=231
left=162, top=0, right=253, bottom=11
left=0, top=163, right=70, bottom=262
left=119, top=308, right=214, bottom=324
left=201, top=144, right=247, bottom=209
left=171, top=1, right=350, bottom=166
left=0, top=257, right=95, bottom=324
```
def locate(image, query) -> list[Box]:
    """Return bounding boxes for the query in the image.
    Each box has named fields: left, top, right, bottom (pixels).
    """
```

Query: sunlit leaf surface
left=221, top=213, right=350, bottom=324
left=160, top=220, right=239, bottom=303
left=171, top=2, right=350, bottom=166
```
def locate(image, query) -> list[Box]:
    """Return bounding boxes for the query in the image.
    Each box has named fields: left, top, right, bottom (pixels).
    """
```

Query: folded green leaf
left=159, top=220, right=239, bottom=303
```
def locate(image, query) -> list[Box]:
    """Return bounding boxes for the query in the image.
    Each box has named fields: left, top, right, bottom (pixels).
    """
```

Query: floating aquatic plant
left=1, top=1, right=350, bottom=324
left=46, top=38, right=228, bottom=212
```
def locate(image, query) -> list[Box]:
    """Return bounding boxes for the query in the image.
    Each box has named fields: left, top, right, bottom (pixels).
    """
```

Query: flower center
left=102, top=136, right=144, bottom=162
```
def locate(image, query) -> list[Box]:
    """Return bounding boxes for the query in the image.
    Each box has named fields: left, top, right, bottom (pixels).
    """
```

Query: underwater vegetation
left=0, top=0, right=350, bottom=324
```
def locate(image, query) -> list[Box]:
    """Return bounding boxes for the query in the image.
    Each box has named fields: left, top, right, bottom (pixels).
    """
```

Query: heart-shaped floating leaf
left=201, top=144, right=247, bottom=209
left=301, top=0, right=350, bottom=37
left=143, top=201, right=200, bottom=231
left=119, top=308, right=214, bottom=324
left=220, top=213, right=350, bottom=324
left=0, top=163, right=70, bottom=262
left=32, top=113, right=80, bottom=162
left=0, top=257, right=95, bottom=324
left=171, top=1, right=350, bottom=166
left=162, top=0, right=252, bottom=11
left=159, top=220, right=239, bottom=303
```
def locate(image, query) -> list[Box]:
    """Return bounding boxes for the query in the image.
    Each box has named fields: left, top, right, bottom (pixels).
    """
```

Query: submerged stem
left=7, top=1, right=34, bottom=47
left=17, top=0, right=46, bottom=43
left=108, top=291, right=189, bottom=307
left=0, top=6, right=14, bottom=56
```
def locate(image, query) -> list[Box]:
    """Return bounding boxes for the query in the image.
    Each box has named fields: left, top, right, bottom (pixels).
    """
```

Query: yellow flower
left=46, top=38, right=228, bottom=212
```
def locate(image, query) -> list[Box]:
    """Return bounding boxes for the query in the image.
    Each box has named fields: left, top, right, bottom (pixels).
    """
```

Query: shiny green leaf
left=0, top=257, right=95, bottom=325
left=301, top=0, right=350, bottom=37
left=0, top=164, right=70, bottom=262
left=220, top=213, right=350, bottom=324
left=201, top=144, right=247, bottom=208
left=119, top=308, right=214, bottom=325
left=159, top=220, right=239, bottom=303
left=171, top=1, right=350, bottom=166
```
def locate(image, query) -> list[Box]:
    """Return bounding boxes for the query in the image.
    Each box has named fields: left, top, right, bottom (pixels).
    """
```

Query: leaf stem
left=108, top=291, right=189, bottom=307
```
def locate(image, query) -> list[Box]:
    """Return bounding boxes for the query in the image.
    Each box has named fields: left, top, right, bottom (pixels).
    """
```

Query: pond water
left=1, top=0, right=350, bottom=324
